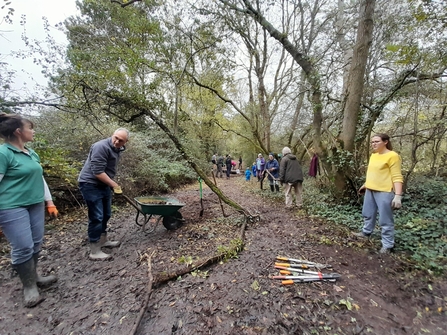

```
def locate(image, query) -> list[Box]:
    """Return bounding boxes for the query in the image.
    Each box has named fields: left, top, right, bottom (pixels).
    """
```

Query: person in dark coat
left=279, top=147, right=304, bottom=208
left=225, top=155, right=232, bottom=179
left=216, top=155, right=224, bottom=178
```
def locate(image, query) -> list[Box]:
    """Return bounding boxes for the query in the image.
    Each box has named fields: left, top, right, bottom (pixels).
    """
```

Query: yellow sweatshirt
left=365, top=151, right=403, bottom=192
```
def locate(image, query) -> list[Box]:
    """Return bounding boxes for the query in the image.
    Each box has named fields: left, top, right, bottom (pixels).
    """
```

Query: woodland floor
left=0, top=174, right=446, bottom=335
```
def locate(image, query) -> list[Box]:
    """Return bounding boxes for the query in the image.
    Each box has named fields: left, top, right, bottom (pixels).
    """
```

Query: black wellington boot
left=13, top=258, right=44, bottom=308
left=270, top=185, right=275, bottom=192
left=275, top=184, right=280, bottom=192
left=33, top=253, right=57, bottom=287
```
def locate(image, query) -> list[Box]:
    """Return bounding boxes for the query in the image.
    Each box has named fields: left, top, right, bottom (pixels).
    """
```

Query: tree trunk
left=336, top=0, right=376, bottom=192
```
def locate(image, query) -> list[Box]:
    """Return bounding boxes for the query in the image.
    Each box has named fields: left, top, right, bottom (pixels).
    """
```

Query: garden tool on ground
left=198, top=177, right=204, bottom=217
left=276, top=256, right=332, bottom=268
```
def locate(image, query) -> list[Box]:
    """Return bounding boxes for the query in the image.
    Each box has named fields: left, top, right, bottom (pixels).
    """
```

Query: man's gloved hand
left=113, top=186, right=123, bottom=195
left=46, top=205, right=59, bottom=218
left=392, top=195, right=402, bottom=209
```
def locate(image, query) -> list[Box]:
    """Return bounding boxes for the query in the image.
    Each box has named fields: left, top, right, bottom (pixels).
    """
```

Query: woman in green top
left=0, top=113, right=58, bottom=307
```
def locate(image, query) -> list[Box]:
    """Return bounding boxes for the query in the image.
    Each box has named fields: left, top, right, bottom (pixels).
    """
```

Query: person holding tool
left=265, top=153, right=280, bottom=192
left=78, top=128, right=129, bottom=260
left=353, top=133, right=403, bottom=254
left=0, top=112, right=58, bottom=307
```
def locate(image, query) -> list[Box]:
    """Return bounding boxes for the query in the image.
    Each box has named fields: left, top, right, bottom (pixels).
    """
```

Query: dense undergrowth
left=254, top=174, right=447, bottom=275
left=307, top=175, right=447, bottom=274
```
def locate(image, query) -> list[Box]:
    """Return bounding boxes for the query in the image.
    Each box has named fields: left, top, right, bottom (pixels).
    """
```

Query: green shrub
left=32, top=135, right=81, bottom=186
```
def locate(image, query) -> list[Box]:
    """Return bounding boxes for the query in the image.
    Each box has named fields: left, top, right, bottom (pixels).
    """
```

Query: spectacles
left=370, top=141, right=382, bottom=144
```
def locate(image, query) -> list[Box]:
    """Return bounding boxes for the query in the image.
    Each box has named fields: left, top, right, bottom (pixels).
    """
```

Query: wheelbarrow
left=123, top=195, right=185, bottom=233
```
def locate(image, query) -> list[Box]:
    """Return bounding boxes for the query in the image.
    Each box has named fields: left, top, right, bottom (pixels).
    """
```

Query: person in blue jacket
left=245, top=167, right=252, bottom=181
left=265, top=153, right=280, bottom=192
left=251, top=162, right=257, bottom=181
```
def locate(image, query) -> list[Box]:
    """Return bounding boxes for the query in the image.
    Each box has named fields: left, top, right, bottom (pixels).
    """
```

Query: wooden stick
left=130, top=251, right=155, bottom=335
left=211, top=170, right=228, bottom=217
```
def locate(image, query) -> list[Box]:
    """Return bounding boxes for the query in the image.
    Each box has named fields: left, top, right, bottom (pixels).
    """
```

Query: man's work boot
left=13, top=257, right=44, bottom=308
left=89, top=241, right=112, bottom=260
left=33, top=253, right=57, bottom=287
left=275, top=184, right=280, bottom=192
left=270, top=185, right=275, bottom=192
left=99, top=233, right=121, bottom=248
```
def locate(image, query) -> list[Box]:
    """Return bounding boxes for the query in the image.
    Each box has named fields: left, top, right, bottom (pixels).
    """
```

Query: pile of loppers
left=271, top=256, right=341, bottom=285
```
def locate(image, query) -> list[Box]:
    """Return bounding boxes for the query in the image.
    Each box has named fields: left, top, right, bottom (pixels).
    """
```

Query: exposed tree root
left=154, top=219, right=247, bottom=284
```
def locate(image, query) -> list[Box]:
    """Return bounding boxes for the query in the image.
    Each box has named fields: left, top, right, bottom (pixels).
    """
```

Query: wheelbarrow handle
left=122, top=194, right=141, bottom=212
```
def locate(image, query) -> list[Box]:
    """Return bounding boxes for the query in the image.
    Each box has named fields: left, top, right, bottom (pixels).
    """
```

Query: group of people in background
left=213, top=148, right=305, bottom=209
left=211, top=135, right=403, bottom=254
left=212, top=153, right=243, bottom=179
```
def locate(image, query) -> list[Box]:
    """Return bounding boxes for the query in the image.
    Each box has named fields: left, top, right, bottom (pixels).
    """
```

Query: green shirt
left=0, top=143, right=44, bottom=210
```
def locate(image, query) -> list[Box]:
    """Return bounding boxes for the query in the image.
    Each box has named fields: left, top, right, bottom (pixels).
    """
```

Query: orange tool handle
left=282, top=280, right=294, bottom=285
left=280, top=270, right=291, bottom=275
left=275, top=262, right=309, bottom=269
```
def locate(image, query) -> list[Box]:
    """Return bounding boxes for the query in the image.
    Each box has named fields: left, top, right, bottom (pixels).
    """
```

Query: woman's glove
left=391, top=195, right=402, bottom=209
left=47, top=205, right=59, bottom=218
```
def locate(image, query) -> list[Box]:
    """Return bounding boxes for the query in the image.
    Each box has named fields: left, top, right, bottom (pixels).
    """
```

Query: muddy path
left=0, top=175, right=446, bottom=335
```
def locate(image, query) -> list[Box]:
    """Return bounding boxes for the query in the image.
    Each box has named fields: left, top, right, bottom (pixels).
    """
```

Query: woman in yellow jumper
left=354, top=133, right=403, bottom=254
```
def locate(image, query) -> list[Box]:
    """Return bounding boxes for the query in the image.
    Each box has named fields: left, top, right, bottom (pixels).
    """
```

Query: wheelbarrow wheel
left=163, top=211, right=184, bottom=230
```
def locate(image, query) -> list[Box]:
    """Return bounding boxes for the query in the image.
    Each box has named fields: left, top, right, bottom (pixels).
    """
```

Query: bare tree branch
left=110, top=0, right=142, bottom=8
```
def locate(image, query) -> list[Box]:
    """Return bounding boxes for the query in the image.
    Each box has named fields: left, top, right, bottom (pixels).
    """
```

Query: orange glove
left=46, top=205, right=59, bottom=218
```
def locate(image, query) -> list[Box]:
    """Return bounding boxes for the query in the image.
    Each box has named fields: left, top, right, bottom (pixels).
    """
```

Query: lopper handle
left=275, top=262, right=309, bottom=269
left=282, top=280, right=294, bottom=285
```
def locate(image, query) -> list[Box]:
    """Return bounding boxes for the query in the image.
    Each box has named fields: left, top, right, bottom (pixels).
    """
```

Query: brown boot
left=33, top=253, right=57, bottom=287
left=13, top=258, right=44, bottom=308
left=99, top=233, right=121, bottom=248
